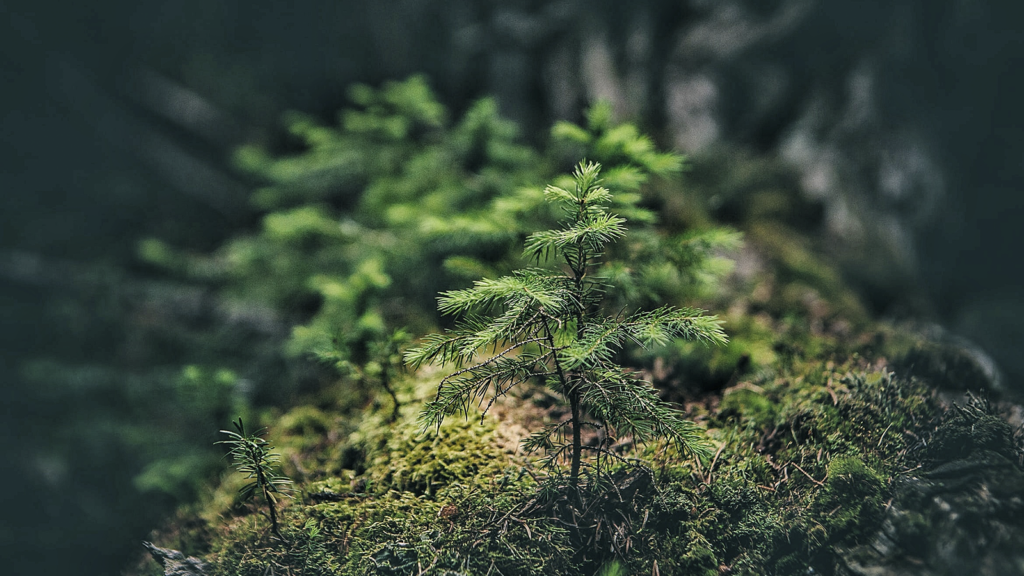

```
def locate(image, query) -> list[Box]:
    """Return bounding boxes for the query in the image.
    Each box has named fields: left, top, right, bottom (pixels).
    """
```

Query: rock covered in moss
left=839, top=396, right=1024, bottom=576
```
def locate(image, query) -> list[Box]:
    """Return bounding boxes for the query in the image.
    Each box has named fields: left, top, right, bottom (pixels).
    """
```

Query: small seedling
left=218, top=418, right=293, bottom=541
left=364, top=328, right=412, bottom=423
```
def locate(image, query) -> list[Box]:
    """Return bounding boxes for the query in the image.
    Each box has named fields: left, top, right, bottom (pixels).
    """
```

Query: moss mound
left=133, top=332, right=1020, bottom=576
left=131, top=135, right=1024, bottom=576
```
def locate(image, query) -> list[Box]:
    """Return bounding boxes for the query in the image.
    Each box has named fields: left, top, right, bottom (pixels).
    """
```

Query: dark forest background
left=2, top=1, right=1023, bottom=574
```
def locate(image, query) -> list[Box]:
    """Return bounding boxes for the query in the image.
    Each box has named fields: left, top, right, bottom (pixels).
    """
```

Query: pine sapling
left=364, top=328, right=411, bottom=423
left=218, top=418, right=293, bottom=541
left=407, top=161, right=725, bottom=488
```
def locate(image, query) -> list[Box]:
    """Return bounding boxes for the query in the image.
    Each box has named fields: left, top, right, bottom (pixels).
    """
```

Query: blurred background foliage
left=140, top=78, right=735, bottom=368
left=3, top=1, right=1024, bottom=574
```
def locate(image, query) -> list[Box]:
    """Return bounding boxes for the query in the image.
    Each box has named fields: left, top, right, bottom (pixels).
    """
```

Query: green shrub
left=141, top=77, right=740, bottom=398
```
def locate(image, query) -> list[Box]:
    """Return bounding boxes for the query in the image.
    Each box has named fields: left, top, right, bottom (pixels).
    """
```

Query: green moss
left=812, top=455, right=886, bottom=541
left=139, top=320, right=956, bottom=576
left=928, top=409, right=1015, bottom=461
left=279, top=405, right=334, bottom=437
left=359, top=415, right=510, bottom=496
left=153, top=371, right=589, bottom=576
left=720, top=386, right=778, bottom=429
left=672, top=541, right=718, bottom=576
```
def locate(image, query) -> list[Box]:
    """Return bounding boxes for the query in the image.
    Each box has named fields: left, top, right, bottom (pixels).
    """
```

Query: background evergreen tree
left=407, top=161, right=725, bottom=487
left=139, top=77, right=740, bottom=408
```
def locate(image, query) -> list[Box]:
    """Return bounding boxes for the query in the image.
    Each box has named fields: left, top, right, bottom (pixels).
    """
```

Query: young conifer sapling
left=406, top=161, right=725, bottom=487
left=218, top=418, right=293, bottom=541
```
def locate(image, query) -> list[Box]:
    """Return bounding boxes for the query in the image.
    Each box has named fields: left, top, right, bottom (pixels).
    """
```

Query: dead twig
left=791, top=462, right=826, bottom=487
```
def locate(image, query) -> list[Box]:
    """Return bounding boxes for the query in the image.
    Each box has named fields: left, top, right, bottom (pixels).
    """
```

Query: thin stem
left=541, top=314, right=581, bottom=487
left=382, top=370, right=400, bottom=423
left=264, top=485, right=286, bottom=542
left=565, top=183, right=594, bottom=489
left=569, top=387, right=582, bottom=486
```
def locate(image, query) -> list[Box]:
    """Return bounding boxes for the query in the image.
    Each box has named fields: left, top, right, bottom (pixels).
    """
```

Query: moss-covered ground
left=137, top=336, right=1021, bottom=575
left=132, top=152, right=1024, bottom=576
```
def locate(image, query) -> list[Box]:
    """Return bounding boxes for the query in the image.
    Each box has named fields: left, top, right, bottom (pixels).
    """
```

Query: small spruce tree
left=407, top=161, right=725, bottom=487
left=218, top=418, right=293, bottom=541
